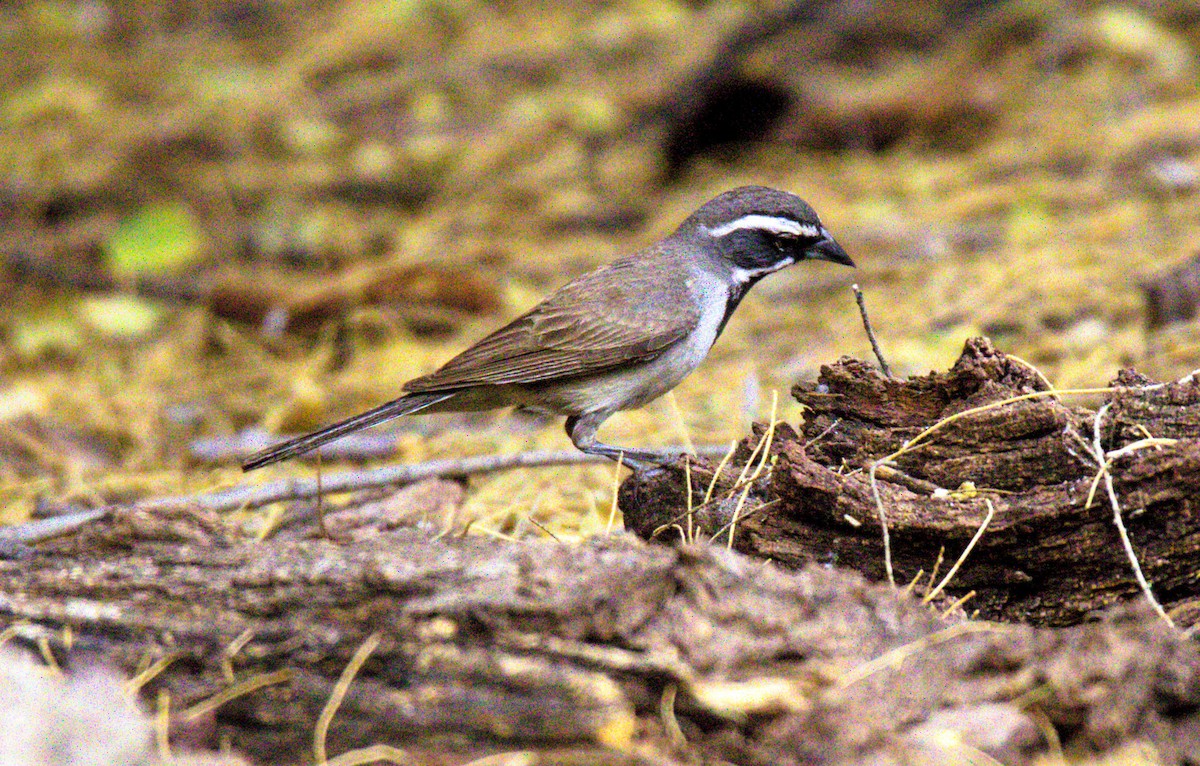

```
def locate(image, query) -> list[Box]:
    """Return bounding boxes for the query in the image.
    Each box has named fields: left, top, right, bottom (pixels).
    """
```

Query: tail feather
left=241, top=392, right=453, bottom=472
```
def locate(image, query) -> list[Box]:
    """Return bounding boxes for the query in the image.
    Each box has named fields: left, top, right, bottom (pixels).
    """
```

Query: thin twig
left=0, top=508, right=108, bottom=549
left=852, top=284, right=892, bottom=379
left=524, top=514, right=560, bottom=542
left=803, top=417, right=842, bottom=449
left=315, top=451, right=330, bottom=540
left=0, top=445, right=732, bottom=546
left=868, top=461, right=896, bottom=588
left=1088, top=405, right=1174, bottom=628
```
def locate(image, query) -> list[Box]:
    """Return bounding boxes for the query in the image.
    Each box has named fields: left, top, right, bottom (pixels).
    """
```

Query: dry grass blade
left=0, top=622, right=26, bottom=649
left=900, top=568, right=926, bottom=598
left=703, top=440, right=739, bottom=505
left=651, top=522, right=687, bottom=543
left=37, top=635, right=62, bottom=676
left=926, top=547, right=945, bottom=594
left=155, top=689, right=171, bottom=762
left=220, top=628, right=257, bottom=682
left=524, top=514, right=560, bottom=542
left=939, top=590, right=977, bottom=619
left=660, top=683, right=687, bottom=748
left=834, top=622, right=1008, bottom=690
left=884, top=387, right=1115, bottom=466
left=706, top=499, right=779, bottom=545
left=325, top=744, right=410, bottom=766
left=1083, top=437, right=1178, bottom=509
left=684, top=459, right=694, bottom=543
left=315, top=632, right=382, bottom=765
left=459, top=752, right=535, bottom=766
left=722, top=390, right=780, bottom=549
left=606, top=453, right=623, bottom=534
left=665, top=391, right=695, bottom=454
left=182, top=669, right=293, bottom=721
left=803, top=416, right=842, bottom=449
left=1004, top=352, right=1058, bottom=396
left=922, top=499, right=995, bottom=605
left=124, top=652, right=179, bottom=695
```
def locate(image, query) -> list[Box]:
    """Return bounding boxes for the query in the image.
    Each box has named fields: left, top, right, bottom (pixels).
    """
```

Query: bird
left=242, top=185, right=854, bottom=473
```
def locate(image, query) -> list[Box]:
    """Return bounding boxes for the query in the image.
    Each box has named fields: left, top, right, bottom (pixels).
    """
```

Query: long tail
left=241, top=391, right=454, bottom=471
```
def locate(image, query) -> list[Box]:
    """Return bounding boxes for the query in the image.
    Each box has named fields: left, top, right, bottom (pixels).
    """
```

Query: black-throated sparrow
left=243, top=185, right=853, bottom=472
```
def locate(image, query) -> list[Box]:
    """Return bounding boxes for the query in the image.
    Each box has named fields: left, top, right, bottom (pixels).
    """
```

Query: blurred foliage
left=1, top=0, right=1199, bottom=542
left=104, top=202, right=204, bottom=276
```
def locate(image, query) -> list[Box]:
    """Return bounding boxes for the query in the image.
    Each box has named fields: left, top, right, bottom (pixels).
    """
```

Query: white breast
left=667, top=269, right=729, bottom=374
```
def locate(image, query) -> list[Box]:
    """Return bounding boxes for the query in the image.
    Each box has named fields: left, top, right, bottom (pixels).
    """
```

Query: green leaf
left=104, top=202, right=204, bottom=277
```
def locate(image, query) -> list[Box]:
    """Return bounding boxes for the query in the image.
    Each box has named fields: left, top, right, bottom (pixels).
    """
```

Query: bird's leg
left=565, top=413, right=683, bottom=472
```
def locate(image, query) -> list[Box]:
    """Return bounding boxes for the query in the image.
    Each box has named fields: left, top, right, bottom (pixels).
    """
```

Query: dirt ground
left=2, top=1, right=1200, bottom=764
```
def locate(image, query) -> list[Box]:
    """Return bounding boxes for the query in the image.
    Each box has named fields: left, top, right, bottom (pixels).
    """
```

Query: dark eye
left=772, top=236, right=792, bottom=252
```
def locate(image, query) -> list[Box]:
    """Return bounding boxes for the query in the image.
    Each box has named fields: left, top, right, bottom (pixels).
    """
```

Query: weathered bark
left=620, top=338, right=1200, bottom=627
left=4, top=338, right=1200, bottom=764
left=2, top=507, right=1199, bottom=765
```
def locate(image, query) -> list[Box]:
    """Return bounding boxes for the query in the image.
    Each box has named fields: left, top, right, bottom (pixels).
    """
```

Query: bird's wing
left=404, top=252, right=701, bottom=391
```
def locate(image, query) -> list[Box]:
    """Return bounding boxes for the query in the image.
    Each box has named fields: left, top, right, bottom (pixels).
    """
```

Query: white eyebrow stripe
left=706, top=215, right=821, bottom=239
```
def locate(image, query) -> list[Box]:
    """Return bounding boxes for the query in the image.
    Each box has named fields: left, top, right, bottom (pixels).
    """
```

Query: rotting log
left=3, top=337, right=1200, bottom=764
left=2, top=512, right=1200, bottom=765
left=620, top=337, right=1200, bottom=628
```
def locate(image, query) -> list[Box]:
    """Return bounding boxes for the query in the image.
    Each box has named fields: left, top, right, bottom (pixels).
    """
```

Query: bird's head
left=685, top=185, right=854, bottom=284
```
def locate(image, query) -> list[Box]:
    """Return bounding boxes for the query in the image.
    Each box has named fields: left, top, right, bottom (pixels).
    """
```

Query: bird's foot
left=566, top=416, right=692, bottom=473
left=587, top=445, right=688, bottom=473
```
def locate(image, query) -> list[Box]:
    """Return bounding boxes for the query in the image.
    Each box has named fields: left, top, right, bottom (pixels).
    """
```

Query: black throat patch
left=714, top=275, right=765, bottom=342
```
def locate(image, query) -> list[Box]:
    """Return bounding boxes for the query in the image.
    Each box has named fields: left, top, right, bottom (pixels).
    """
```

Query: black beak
left=808, top=231, right=855, bottom=267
